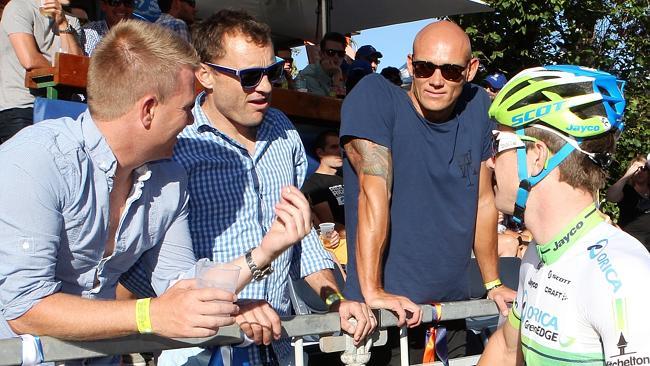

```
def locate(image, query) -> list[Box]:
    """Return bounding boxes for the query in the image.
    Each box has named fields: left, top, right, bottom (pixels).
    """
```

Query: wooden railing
left=25, top=53, right=341, bottom=126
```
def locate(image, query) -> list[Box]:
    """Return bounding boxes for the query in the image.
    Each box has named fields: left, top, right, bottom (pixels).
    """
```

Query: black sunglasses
left=205, top=60, right=284, bottom=89
left=411, top=60, right=467, bottom=82
left=104, top=0, right=135, bottom=7
left=324, top=49, right=346, bottom=58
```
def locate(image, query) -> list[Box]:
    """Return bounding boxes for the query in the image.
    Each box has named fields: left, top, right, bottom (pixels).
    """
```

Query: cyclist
left=479, top=65, right=650, bottom=365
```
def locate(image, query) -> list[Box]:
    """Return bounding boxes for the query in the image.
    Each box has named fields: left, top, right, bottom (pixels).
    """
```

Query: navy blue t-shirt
left=340, top=74, right=494, bottom=303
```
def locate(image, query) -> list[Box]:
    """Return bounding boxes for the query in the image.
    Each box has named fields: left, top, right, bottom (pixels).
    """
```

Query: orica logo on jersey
left=512, top=101, right=565, bottom=126
left=522, top=305, right=560, bottom=341
left=587, top=239, right=622, bottom=293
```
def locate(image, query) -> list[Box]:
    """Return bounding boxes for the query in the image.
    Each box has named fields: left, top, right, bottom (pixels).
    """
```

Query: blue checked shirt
left=80, top=20, right=109, bottom=56
left=154, top=13, right=191, bottom=43
left=180, top=93, right=334, bottom=363
left=127, top=93, right=334, bottom=364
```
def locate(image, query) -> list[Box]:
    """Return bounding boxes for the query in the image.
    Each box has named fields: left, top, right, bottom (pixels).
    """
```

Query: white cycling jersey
left=509, top=204, right=650, bottom=365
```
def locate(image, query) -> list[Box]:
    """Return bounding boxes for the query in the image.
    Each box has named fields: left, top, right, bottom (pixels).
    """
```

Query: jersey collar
left=536, top=204, right=604, bottom=265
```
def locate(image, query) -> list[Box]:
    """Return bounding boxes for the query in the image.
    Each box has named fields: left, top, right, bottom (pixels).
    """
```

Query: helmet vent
left=571, top=101, right=606, bottom=120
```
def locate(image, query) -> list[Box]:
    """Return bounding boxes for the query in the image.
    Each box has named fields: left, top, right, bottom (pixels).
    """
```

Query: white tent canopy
left=196, top=0, right=492, bottom=45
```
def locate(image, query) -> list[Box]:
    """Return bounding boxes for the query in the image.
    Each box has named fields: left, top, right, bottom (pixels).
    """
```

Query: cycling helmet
left=489, top=65, right=626, bottom=137
left=489, top=65, right=626, bottom=224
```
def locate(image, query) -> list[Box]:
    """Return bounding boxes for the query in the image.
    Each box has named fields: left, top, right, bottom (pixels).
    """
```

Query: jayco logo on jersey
left=512, top=101, right=565, bottom=126
left=553, top=220, right=584, bottom=251
left=567, top=125, right=601, bottom=134
left=587, top=239, right=622, bottom=293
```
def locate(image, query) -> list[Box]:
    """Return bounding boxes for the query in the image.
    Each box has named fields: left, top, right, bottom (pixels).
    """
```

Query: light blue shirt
left=0, top=110, right=196, bottom=340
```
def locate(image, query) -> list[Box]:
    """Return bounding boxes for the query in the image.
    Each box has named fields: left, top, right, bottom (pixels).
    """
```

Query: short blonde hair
left=88, top=20, right=199, bottom=120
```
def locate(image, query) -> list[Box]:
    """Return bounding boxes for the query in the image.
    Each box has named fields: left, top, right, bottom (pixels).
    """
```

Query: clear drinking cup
left=39, top=0, right=55, bottom=18
left=196, top=261, right=240, bottom=302
left=318, top=222, right=335, bottom=247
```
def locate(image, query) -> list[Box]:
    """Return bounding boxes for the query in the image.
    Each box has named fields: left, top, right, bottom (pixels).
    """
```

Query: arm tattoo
left=346, top=139, right=393, bottom=190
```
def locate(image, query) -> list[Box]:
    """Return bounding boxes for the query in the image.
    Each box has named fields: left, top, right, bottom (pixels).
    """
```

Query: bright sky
left=293, top=18, right=438, bottom=73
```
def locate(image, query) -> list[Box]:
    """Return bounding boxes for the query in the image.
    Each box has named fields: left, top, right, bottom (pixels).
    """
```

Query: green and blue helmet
left=488, top=65, right=626, bottom=224
left=489, top=65, right=625, bottom=137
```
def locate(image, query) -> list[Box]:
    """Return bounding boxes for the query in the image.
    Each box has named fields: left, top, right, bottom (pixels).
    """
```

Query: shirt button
left=22, top=241, right=30, bottom=250
left=98, top=162, right=107, bottom=170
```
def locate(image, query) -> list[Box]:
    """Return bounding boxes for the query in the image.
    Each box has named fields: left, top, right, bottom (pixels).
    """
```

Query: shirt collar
left=191, top=91, right=276, bottom=145
left=536, top=204, right=604, bottom=265
left=78, top=110, right=118, bottom=176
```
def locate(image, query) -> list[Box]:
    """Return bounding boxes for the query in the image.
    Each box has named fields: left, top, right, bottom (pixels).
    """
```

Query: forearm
left=8, top=293, right=136, bottom=340
left=357, top=182, right=390, bottom=297
left=479, top=326, right=521, bottom=366
left=475, top=163, right=499, bottom=283
left=606, top=176, right=630, bottom=202
left=58, top=32, right=83, bottom=56
left=304, top=269, right=340, bottom=300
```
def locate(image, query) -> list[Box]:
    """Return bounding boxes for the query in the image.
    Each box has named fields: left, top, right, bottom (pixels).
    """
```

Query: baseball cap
left=485, top=72, right=507, bottom=90
left=356, top=45, right=383, bottom=60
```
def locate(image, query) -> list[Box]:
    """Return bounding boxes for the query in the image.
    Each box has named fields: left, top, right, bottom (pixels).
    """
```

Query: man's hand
left=259, top=186, right=312, bottom=257
left=363, top=290, right=422, bottom=328
left=235, top=300, right=281, bottom=345
left=40, top=0, right=67, bottom=28
left=625, top=160, right=646, bottom=178
left=150, top=279, right=238, bottom=338
left=331, top=300, right=377, bottom=345
left=487, top=285, right=517, bottom=316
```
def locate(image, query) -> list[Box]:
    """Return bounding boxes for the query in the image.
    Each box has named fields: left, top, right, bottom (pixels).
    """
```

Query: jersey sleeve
left=340, top=74, right=396, bottom=149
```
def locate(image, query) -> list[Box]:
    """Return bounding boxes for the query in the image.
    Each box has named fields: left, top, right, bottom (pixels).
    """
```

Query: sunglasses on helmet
left=204, top=59, right=285, bottom=89
left=104, top=0, right=135, bottom=7
left=324, top=49, right=346, bottom=58
left=491, top=130, right=539, bottom=157
left=411, top=60, right=467, bottom=82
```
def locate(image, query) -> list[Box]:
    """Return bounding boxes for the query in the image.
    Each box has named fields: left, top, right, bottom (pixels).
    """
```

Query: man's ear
left=196, top=64, right=213, bottom=90
left=139, top=95, right=157, bottom=130
left=529, top=141, right=549, bottom=177
left=314, top=147, right=325, bottom=159
left=406, top=54, right=414, bottom=77
left=466, top=57, right=480, bottom=83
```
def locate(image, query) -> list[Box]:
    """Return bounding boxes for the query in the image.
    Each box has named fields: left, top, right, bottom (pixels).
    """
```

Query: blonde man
left=0, top=20, right=312, bottom=365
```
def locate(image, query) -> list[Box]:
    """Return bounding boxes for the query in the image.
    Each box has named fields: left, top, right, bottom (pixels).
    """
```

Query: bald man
left=340, top=21, right=515, bottom=364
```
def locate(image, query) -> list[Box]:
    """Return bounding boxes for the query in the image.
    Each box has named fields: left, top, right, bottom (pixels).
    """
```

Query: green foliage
left=452, top=0, right=650, bottom=221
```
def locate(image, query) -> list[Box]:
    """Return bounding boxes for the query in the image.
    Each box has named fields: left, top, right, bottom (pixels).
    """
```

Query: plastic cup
left=39, top=0, right=55, bottom=18
left=196, top=261, right=240, bottom=295
left=319, top=222, right=335, bottom=247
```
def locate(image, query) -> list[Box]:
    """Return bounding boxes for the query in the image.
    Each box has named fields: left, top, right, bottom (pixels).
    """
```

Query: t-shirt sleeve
left=340, top=74, right=396, bottom=149
left=1, top=1, right=35, bottom=35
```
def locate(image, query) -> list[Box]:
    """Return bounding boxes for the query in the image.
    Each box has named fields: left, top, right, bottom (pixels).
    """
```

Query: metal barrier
left=0, top=299, right=499, bottom=366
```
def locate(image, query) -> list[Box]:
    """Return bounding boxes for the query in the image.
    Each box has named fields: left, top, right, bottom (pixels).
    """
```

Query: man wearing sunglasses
left=0, top=0, right=82, bottom=144
left=130, top=10, right=374, bottom=366
left=155, top=0, right=195, bottom=43
left=80, top=0, right=134, bottom=55
left=297, top=31, right=347, bottom=97
left=340, top=20, right=515, bottom=364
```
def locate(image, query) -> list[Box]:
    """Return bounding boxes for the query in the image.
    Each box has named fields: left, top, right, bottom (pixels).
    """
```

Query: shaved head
left=406, top=20, right=479, bottom=122
left=413, top=20, right=472, bottom=62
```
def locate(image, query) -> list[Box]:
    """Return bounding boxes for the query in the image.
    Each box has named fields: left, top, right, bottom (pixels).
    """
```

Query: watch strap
left=245, top=248, right=274, bottom=281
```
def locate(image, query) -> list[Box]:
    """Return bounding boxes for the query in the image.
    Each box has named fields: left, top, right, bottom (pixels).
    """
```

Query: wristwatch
left=58, top=23, right=75, bottom=34
left=245, top=248, right=274, bottom=281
